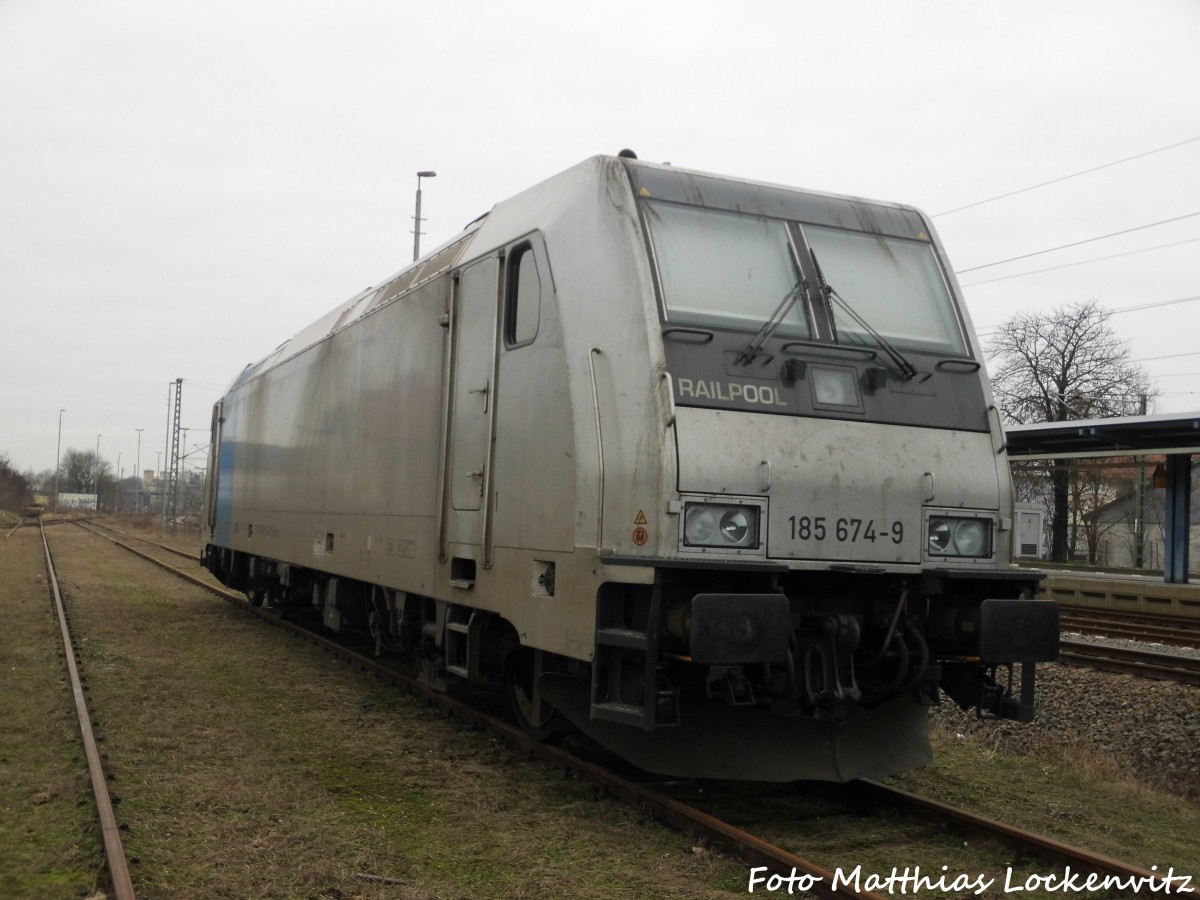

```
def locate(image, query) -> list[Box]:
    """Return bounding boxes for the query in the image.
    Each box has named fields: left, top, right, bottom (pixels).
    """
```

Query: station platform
left=1036, top=570, right=1200, bottom=620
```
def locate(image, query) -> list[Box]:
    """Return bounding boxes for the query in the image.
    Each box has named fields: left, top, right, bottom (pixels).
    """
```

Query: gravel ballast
left=931, top=637, right=1200, bottom=802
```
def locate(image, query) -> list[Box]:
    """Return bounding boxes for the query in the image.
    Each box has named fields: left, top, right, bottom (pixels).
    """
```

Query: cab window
left=504, top=242, right=540, bottom=347
left=644, top=201, right=810, bottom=337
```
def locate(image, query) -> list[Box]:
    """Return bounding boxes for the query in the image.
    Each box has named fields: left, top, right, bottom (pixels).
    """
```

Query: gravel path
left=931, top=638, right=1200, bottom=801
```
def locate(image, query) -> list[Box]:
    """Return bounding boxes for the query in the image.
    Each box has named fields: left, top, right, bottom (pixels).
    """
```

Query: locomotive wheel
left=507, top=649, right=559, bottom=741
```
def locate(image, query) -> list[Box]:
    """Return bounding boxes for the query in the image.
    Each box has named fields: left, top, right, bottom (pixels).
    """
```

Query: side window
left=504, top=242, right=541, bottom=347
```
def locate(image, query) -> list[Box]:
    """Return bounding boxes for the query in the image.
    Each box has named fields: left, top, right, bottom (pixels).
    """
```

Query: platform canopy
left=1004, top=412, right=1200, bottom=584
left=1004, top=412, right=1200, bottom=460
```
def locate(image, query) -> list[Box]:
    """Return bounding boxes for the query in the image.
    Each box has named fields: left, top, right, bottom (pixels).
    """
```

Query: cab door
left=444, top=256, right=501, bottom=560
left=205, top=400, right=223, bottom=536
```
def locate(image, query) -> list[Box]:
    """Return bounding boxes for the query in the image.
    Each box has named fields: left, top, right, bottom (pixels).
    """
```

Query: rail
left=853, top=781, right=1164, bottom=887
left=40, top=520, right=136, bottom=899
left=1058, top=637, right=1200, bottom=686
left=81, top=519, right=197, bottom=561
left=1060, top=606, right=1200, bottom=648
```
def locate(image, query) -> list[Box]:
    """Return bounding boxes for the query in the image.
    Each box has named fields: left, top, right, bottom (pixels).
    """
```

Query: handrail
left=205, top=400, right=222, bottom=532
left=662, top=327, right=714, bottom=344
left=480, top=272, right=504, bottom=570
left=659, top=371, right=677, bottom=428
left=588, top=348, right=606, bottom=549
left=936, top=358, right=982, bottom=373
left=988, top=404, right=1008, bottom=454
left=434, top=279, right=458, bottom=562
left=781, top=339, right=878, bottom=361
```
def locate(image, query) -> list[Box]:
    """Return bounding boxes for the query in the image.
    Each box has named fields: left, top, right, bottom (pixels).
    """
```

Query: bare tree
left=989, top=300, right=1154, bottom=562
left=25, top=467, right=56, bottom=492
left=0, top=454, right=32, bottom=512
left=61, top=448, right=112, bottom=494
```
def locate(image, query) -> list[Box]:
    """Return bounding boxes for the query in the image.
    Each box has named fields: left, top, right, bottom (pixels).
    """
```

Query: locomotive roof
left=229, top=221, right=487, bottom=391
left=225, top=153, right=938, bottom=393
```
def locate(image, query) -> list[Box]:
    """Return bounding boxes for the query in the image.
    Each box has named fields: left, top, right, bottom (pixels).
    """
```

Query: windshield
left=804, top=224, right=966, bottom=355
left=645, top=202, right=811, bottom=338
left=644, top=200, right=967, bottom=357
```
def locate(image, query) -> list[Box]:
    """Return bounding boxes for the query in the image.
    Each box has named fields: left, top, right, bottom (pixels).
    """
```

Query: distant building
left=1086, top=485, right=1200, bottom=571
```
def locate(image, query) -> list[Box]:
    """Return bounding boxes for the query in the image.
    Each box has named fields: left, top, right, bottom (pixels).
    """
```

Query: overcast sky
left=2, top=0, right=1198, bottom=479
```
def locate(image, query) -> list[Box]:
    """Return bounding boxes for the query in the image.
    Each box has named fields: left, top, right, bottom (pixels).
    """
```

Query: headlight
left=684, top=507, right=718, bottom=544
left=684, top=503, right=759, bottom=549
left=810, top=365, right=861, bottom=408
left=720, top=508, right=752, bottom=544
left=927, top=515, right=993, bottom=558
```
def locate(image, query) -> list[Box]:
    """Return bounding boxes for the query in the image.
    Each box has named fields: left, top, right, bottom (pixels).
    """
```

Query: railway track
left=6, top=513, right=79, bottom=538
left=36, top=519, right=136, bottom=900
left=1060, top=606, right=1200, bottom=649
left=1057, top=603, right=1200, bottom=685
left=62, top=520, right=1175, bottom=897
left=1058, top=637, right=1200, bottom=686
left=79, top=517, right=197, bottom=562
left=73, top=519, right=1200, bottom=693
left=5, top=513, right=46, bottom=537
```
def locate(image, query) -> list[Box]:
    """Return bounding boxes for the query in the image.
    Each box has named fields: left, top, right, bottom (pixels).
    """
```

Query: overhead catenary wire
left=1105, top=294, right=1200, bottom=315
left=946, top=135, right=1200, bottom=401
left=1130, top=350, right=1200, bottom=363
left=955, top=211, right=1200, bottom=275
left=973, top=293, right=1200, bottom=339
left=932, top=136, right=1200, bottom=217
left=937, top=141, right=1198, bottom=396
left=957, top=236, right=1200, bottom=287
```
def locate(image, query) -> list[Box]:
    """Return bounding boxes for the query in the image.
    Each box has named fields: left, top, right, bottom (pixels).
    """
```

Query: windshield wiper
left=811, top=250, right=919, bottom=381
left=736, top=280, right=808, bottom=366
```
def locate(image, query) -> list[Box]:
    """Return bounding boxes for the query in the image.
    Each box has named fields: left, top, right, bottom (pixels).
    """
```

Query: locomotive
left=203, top=152, right=1059, bottom=782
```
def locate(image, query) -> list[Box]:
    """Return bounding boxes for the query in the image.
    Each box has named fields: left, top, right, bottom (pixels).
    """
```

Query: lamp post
left=116, top=452, right=122, bottom=512
left=135, top=429, right=144, bottom=513
left=412, top=170, right=437, bottom=262
left=95, top=435, right=102, bottom=511
left=54, top=409, right=64, bottom=513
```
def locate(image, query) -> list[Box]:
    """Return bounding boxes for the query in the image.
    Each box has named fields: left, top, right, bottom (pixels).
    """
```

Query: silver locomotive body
left=203, top=155, right=1058, bottom=781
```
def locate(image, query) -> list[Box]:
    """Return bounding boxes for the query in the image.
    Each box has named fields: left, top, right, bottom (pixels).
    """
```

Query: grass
left=10, top=526, right=746, bottom=898
left=6, top=522, right=1199, bottom=898
left=0, top=528, right=107, bottom=899
left=893, top=720, right=1200, bottom=871
left=664, top=723, right=1200, bottom=900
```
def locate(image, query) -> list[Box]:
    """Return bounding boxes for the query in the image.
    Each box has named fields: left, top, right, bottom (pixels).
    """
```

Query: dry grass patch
left=28, top=523, right=1195, bottom=899
left=41, top=526, right=747, bottom=898
left=888, top=720, right=1200, bottom=877
left=105, top=513, right=203, bottom=557
left=0, top=527, right=107, bottom=899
